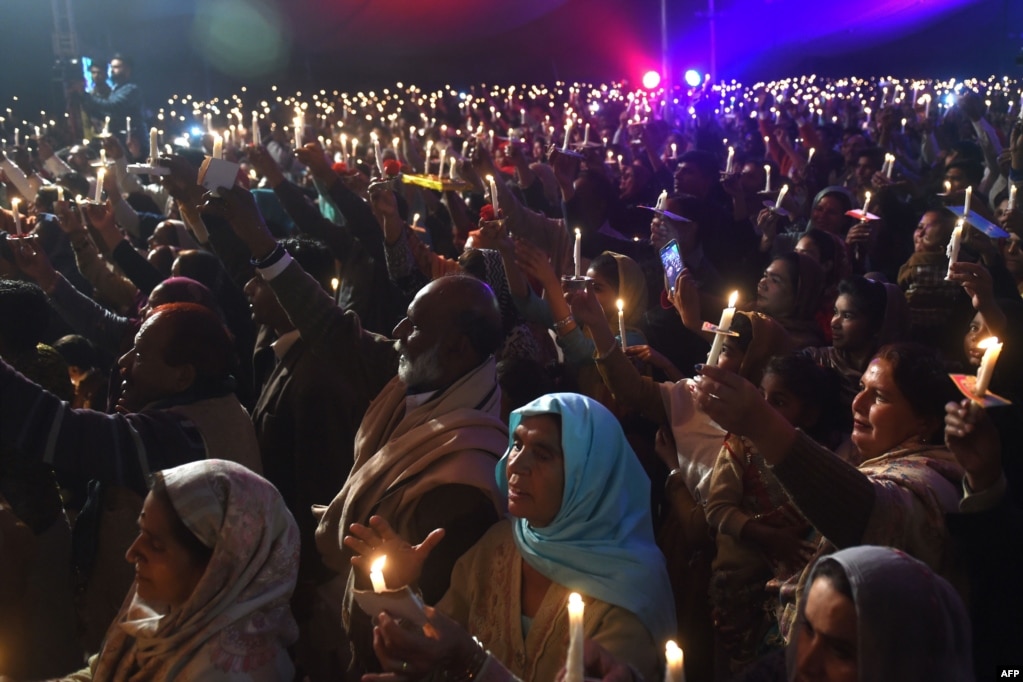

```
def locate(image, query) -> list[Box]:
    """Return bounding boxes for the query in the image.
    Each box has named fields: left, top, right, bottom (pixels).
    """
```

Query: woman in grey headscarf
left=789, top=545, right=972, bottom=682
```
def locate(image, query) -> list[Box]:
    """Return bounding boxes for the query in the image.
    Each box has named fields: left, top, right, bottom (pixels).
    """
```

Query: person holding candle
left=691, top=341, right=963, bottom=645
left=754, top=252, right=827, bottom=348
left=348, top=393, right=672, bottom=682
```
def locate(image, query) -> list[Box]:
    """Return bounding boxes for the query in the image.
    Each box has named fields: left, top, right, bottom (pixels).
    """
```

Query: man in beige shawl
left=314, top=274, right=509, bottom=679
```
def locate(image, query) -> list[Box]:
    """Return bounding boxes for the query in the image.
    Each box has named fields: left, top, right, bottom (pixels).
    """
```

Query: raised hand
left=343, top=515, right=445, bottom=591
left=945, top=399, right=1002, bottom=493
left=9, top=235, right=59, bottom=292
left=200, top=186, right=276, bottom=258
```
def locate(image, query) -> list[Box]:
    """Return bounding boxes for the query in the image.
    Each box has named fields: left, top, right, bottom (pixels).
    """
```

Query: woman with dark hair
left=693, top=342, right=963, bottom=643
left=804, top=276, right=908, bottom=416
left=754, top=252, right=826, bottom=348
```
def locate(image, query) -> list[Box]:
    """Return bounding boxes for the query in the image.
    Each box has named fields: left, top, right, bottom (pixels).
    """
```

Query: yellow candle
left=707, top=291, right=738, bottom=366
left=665, top=640, right=685, bottom=682
left=975, top=336, right=1003, bottom=397
left=369, top=555, right=387, bottom=593
left=11, top=198, right=21, bottom=236
left=565, top=593, right=584, bottom=682
left=617, top=299, right=627, bottom=348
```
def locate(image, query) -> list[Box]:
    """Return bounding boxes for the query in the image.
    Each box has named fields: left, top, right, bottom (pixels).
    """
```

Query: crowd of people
left=0, top=64, right=1021, bottom=681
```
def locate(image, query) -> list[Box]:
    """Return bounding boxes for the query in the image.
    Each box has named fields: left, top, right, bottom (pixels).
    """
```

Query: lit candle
left=449, top=156, right=458, bottom=180
left=149, top=127, right=159, bottom=163
left=807, top=147, right=816, bottom=165
left=763, top=164, right=771, bottom=193
left=94, top=168, right=105, bottom=202
left=945, top=219, right=964, bottom=279
left=124, top=117, right=130, bottom=140
left=1009, top=185, right=1017, bottom=211
left=924, top=95, right=931, bottom=119
left=706, top=291, right=738, bottom=366
left=369, top=555, right=387, bottom=593
left=56, top=185, right=64, bottom=203
left=461, top=140, right=468, bottom=158
left=11, top=198, right=21, bottom=236
left=901, top=117, right=907, bottom=134
left=944, top=180, right=952, bottom=195
left=583, top=123, right=590, bottom=145
left=670, top=142, right=677, bottom=159
left=438, top=148, right=447, bottom=179
left=666, top=641, right=685, bottom=682
left=351, top=138, right=359, bottom=160
left=423, top=139, right=433, bottom=173
left=725, top=146, right=734, bottom=174
left=963, top=185, right=972, bottom=217
left=252, top=111, right=261, bottom=146
left=372, top=133, right=383, bottom=175
left=488, top=129, right=495, bottom=151
left=775, top=184, right=789, bottom=211
left=574, top=228, right=582, bottom=278
left=884, top=153, right=894, bottom=179
left=974, top=336, right=1003, bottom=397
left=862, top=190, right=871, bottom=218
left=565, top=593, right=584, bottom=682
left=763, top=135, right=770, bottom=154
left=617, top=299, right=627, bottom=348
left=102, top=116, right=110, bottom=136
left=293, top=117, right=302, bottom=149
left=212, top=134, right=223, bottom=159
left=486, top=174, right=500, bottom=216
left=655, top=189, right=668, bottom=211
left=562, top=121, right=572, bottom=152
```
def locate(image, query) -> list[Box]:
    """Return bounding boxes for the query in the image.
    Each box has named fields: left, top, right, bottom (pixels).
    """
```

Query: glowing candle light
left=807, top=147, right=816, bottom=165
left=944, top=180, right=952, bottom=195
left=670, top=142, right=677, bottom=159
left=461, top=140, right=468, bottom=158
left=212, top=134, right=223, bottom=160
left=562, top=121, right=572, bottom=152
left=725, top=146, right=734, bottom=174
left=707, top=291, right=738, bottom=367
left=574, top=228, right=582, bottom=278
left=1009, top=185, right=1017, bottom=212
left=565, top=593, right=584, bottom=682
left=666, top=641, right=685, bottom=682
left=945, top=219, right=964, bottom=279
left=583, top=122, right=590, bottom=145
left=438, top=147, right=447, bottom=179
left=487, top=174, right=499, bottom=216
left=369, top=555, right=387, bottom=593
left=901, top=117, right=907, bottom=134
left=56, top=186, right=64, bottom=203
left=617, top=299, right=627, bottom=348
left=351, top=138, right=359, bottom=160
left=963, top=185, right=972, bottom=217
left=775, top=184, right=789, bottom=211
left=149, top=127, right=159, bottom=163
left=371, top=132, right=383, bottom=175
left=862, top=190, right=871, bottom=218
left=974, top=336, right=1003, bottom=397
left=884, top=153, right=895, bottom=179
left=102, top=116, right=110, bottom=136
left=763, top=164, right=772, bottom=193
left=449, top=156, right=458, bottom=180
left=124, top=117, right=131, bottom=140
left=252, top=111, right=261, bottom=145
left=94, top=168, right=105, bottom=203
left=423, top=139, right=433, bottom=173
left=11, top=198, right=21, bottom=236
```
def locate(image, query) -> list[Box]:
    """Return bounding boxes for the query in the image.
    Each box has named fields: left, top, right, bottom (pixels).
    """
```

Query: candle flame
left=331, top=277, right=339, bottom=291
left=370, top=555, right=386, bottom=573
left=728, top=290, right=738, bottom=307
left=978, top=336, right=1000, bottom=350
left=665, top=640, right=684, bottom=665
left=569, top=592, right=583, bottom=607
left=616, top=298, right=624, bottom=312
left=575, top=228, right=581, bottom=237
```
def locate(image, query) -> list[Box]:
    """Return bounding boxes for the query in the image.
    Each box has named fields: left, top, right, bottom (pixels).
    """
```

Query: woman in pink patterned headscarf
left=72, top=459, right=299, bottom=681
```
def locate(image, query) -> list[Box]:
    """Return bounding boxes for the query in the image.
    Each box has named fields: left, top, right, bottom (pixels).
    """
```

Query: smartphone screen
left=659, top=239, right=684, bottom=294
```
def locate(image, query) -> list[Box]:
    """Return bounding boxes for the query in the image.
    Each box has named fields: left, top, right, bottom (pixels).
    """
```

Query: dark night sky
left=2, top=0, right=1021, bottom=125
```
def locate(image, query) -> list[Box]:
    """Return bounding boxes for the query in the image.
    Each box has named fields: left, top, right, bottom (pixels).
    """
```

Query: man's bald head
left=393, top=275, right=503, bottom=392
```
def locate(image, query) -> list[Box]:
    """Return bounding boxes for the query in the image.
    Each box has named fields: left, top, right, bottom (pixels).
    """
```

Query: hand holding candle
left=565, top=593, right=584, bottom=682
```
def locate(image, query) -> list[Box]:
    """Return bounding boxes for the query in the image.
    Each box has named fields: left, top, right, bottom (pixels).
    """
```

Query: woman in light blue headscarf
left=348, top=393, right=674, bottom=682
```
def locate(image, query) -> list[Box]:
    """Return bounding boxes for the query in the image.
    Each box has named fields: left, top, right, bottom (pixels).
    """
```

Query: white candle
left=392, top=136, right=401, bottom=162
left=293, top=117, right=302, bottom=149
left=423, top=140, right=433, bottom=173
left=252, top=111, right=261, bottom=146
left=807, top=147, right=816, bottom=165
left=449, top=156, right=458, bottom=180
left=438, top=148, right=447, bottom=179
left=946, top=219, right=963, bottom=279
left=725, top=146, right=734, bottom=174
left=884, top=153, right=894, bottom=179
left=974, top=336, right=1003, bottom=397
left=212, top=134, right=223, bottom=160
left=13, top=128, right=19, bottom=147
left=461, top=140, right=468, bottom=158
left=565, top=593, right=584, bottom=682
left=924, top=95, right=931, bottom=119
left=487, top=174, right=500, bottom=216
left=149, top=127, right=159, bottom=162
left=574, top=228, right=582, bottom=278
left=1009, top=185, right=1018, bottom=212
left=617, top=299, right=627, bottom=348
left=369, top=555, right=387, bottom=593
left=351, top=138, right=359, bottom=160
left=944, top=180, right=951, bottom=195
left=56, top=185, right=64, bottom=203
left=963, top=185, right=972, bottom=217
left=11, top=198, right=21, bottom=236
left=102, top=116, right=110, bottom=136
left=583, top=123, right=590, bottom=145
left=707, top=291, right=738, bottom=366
left=901, top=117, right=907, bottom=134
left=34, top=125, right=41, bottom=140
left=372, top=133, right=383, bottom=175
left=763, top=164, right=771, bottom=193
left=94, top=168, right=105, bottom=202
left=862, top=190, right=871, bottom=218
left=775, top=184, right=789, bottom=211
left=125, top=117, right=130, bottom=139
left=562, top=121, right=572, bottom=151
left=670, top=142, right=677, bottom=159
left=666, top=641, right=685, bottom=682
left=655, top=189, right=668, bottom=211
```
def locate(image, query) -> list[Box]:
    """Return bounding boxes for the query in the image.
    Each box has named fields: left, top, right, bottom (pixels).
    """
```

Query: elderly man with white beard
left=206, top=185, right=508, bottom=682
